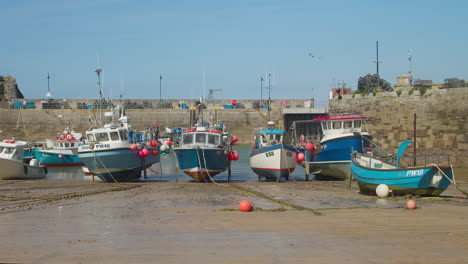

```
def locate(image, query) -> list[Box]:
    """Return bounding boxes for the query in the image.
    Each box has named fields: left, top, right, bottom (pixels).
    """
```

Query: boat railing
left=398, top=153, right=452, bottom=168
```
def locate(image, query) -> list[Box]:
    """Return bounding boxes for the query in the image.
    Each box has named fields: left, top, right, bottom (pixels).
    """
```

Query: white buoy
left=160, top=144, right=167, bottom=152
left=376, top=184, right=390, bottom=198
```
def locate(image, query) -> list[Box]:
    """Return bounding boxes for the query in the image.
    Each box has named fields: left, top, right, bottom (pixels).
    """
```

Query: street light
left=260, top=76, right=264, bottom=107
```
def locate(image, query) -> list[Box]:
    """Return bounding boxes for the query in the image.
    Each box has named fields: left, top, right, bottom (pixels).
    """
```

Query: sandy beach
left=0, top=177, right=467, bottom=264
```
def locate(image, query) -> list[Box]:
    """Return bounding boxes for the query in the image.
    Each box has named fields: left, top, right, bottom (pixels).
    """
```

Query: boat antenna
left=96, top=68, right=103, bottom=126
left=267, top=73, right=272, bottom=120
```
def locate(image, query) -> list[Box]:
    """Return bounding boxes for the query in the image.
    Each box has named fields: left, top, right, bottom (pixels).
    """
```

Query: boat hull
left=173, top=147, right=228, bottom=182
left=302, top=135, right=371, bottom=180
left=78, top=148, right=159, bottom=182
left=33, top=149, right=84, bottom=167
left=0, top=158, right=47, bottom=180
left=250, top=144, right=297, bottom=182
left=351, top=156, right=453, bottom=196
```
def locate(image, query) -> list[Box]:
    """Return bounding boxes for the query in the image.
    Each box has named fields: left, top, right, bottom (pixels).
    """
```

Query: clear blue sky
left=1, top=0, right=467, bottom=104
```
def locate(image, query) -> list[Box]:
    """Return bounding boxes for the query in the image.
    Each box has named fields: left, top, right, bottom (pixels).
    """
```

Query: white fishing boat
left=250, top=122, right=299, bottom=182
left=0, top=139, right=47, bottom=180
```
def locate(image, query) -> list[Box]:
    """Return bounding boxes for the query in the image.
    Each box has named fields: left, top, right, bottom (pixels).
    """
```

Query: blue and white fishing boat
left=32, top=128, right=84, bottom=167
left=300, top=114, right=372, bottom=180
left=78, top=108, right=160, bottom=182
left=172, top=120, right=233, bottom=182
left=77, top=68, right=160, bottom=182
left=250, top=121, right=299, bottom=182
left=351, top=140, right=453, bottom=196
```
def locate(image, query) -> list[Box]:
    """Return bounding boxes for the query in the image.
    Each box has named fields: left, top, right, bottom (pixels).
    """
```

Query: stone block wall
left=329, top=87, right=468, bottom=167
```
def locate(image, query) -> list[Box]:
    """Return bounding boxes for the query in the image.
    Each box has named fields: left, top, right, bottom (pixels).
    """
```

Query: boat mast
left=96, top=68, right=103, bottom=126
left=413, top=112, right=417, bottom=166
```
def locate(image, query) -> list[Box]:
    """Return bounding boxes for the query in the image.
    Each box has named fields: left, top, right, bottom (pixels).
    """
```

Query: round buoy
left=130, top=144, right=138, bottom=151
left=407, top=200, right=417, bottom=210
left=160, top=144, right=168, bottom=152
left=232, top=150, right=239, bottom=161
left=137, top=150, right=144, bottom=157
left=231, top=136, right=238, bottom=144
left=149, top=140, right=157, bottom=147
left=305, top=142, right=314, bottom=152
left=152, top=150, right=158, bottom=156
left=141, top=148, right=149, bottom=157
left=376, top=184, right=390, bottom=198
left=296, top=153, right=305, bottom=164
left=239, top=200, right=252, bottom=212
left=58, top=154, right=63, bottom=159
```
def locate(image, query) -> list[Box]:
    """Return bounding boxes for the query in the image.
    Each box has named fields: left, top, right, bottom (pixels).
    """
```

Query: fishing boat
left=172, top=107, right=235, bottom=182
left=77, top=68, right=160, bottom=182
left=351, top=140, right=453, bottom=196
left=32, top=128, right=84, bottom=167
left=0, top=139, right=47, bottom=180
left=250, top=121, right=299, bottom=182
left=296, top=114, right=372, bottom=180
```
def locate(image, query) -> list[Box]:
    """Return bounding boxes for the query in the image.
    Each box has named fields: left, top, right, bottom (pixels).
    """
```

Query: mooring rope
left=432, top=163, right=468, bottom=196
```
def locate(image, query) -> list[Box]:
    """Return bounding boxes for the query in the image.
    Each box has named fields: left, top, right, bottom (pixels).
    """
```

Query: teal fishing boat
left=351, top=140, right=453, bottom=196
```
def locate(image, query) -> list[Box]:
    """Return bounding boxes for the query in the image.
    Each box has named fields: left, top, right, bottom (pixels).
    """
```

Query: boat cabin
left=314, top=115, right=366, bottom=136
left=85, top=127, right=130, bottom=144
left=180, top=127, right=223, bottom=147
left=254, top=129, right=287, bottom=148
left=0, top=140, right=27, bottom=162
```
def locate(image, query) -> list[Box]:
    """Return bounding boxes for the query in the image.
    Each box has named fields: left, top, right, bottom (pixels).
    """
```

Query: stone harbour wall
left=329, top=87, right=468, bottom=168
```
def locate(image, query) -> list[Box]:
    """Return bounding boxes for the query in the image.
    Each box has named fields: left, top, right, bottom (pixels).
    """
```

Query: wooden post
left=305, top=162, right=310, bottom=181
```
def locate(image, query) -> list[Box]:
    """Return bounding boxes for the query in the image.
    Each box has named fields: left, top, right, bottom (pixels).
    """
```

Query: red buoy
left=137, top=150, right=144, bottom=157
left=152, top=150, right=159, bottom=156
left=130, top=144, right=138, bottom=151
left=296, top=153, right=305, bottom=164
left=231, top=136, right=238, bottom=144
left=58, top=154, right=63, bottom=159
left=232, top=150, right=239, bottom=161
left=141, top=148, right=149, bottom=157
left=150, top=140, right=157, bottom=147
left=305, top=142, right=314, bottom=152
left=239, top=200, right=252, bottom=212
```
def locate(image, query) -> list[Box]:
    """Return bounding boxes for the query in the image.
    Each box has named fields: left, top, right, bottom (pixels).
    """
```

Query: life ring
left=66, top=133, right=73, bottom=140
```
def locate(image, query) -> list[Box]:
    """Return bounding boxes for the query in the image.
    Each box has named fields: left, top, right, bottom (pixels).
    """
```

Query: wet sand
left=0, top=178, right=467, bottom=264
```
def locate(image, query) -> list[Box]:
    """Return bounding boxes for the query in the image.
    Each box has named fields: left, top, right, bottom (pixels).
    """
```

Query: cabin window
left=344, top=121, right=352, bottom=129
left=354, top=120, right=361, bottom=128
left=208, top=134, right=220, bottom=145
left=4, top=147, right=14, bottom=154
left=60, top=143, right=64, bottom=148
left=183, top=134, right=193, bottom=144
left=110, top=132, right=120, bottom=141
left=322, top=123, right=328, bottom=131
left=71, top=143, right=75, bottom=147
left=87, top=134, right=95, bottom=142
left=96, top=133, right=109, bottom=142
left=327, top=122, right=332, bottom=130
left=261, top=135, right=267, bottom=144
left=119, top=130, right=128, bottom=141
left=196, top=133, right=206, bottom=143
left=333, top=121, right=342, bottom=129
left=65, top=143, right=70, bottom=148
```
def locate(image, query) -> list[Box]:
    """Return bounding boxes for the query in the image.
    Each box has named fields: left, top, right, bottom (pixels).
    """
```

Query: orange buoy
left=130, top=144, right=138, bottom=151
left=406, top=200, right=417, bottom=210
left=239, top=200, right=252, bottom=212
